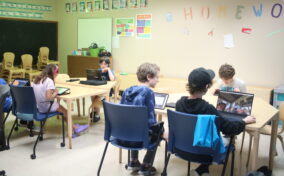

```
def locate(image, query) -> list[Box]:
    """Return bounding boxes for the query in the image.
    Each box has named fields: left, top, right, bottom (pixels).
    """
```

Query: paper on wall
left=224, top=34, right=234, bottom=48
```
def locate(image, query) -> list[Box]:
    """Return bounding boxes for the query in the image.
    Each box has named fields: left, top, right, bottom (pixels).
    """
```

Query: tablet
left=56, top=87, right=70, bottom=95
left=154, top=92, right=169, bottom=109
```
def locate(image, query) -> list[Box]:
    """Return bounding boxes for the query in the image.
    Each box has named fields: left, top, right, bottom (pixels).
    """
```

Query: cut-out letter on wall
left=271, top=3, right=283, bottom=18
left=218, top=6, right=227, bottom=17
left=235, top=5, right=245, bottom=20
left=242, top=28, right=252, bottom=34
left=253, top=4, right=263, bottom=17
left=184, top=8, right=193, bottom=20
left=201, top=7, right=210, bottom=19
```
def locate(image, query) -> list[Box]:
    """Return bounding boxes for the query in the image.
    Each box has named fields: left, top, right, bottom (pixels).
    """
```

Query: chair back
left=103, top=101, right=149, bottom=148
left=167, top=109, right=223, bottom=163
left=55, top=74, right=70, bottom=82
left=3, top=52, right=15, bottom=69
left=21, top=54, right=33, bottom=71
left=10, top=86, right=38, bottom=121
left=38, top=47, right=49, bottom=63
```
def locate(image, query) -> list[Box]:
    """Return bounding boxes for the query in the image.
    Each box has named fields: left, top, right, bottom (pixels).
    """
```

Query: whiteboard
left=78, top=18, right=112, bottom=52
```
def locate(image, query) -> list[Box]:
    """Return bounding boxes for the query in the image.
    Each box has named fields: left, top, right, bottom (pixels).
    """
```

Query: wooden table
left=56, top=83, right=107, bottom=149
left=155, top=93, right=279, bottom=171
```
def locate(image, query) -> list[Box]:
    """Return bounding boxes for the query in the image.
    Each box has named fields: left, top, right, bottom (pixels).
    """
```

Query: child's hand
left=234, top=88, right=240, bottom=92
left=102, top=68, right=109, bottom=72
left=243, top=116, right=256, bottom=124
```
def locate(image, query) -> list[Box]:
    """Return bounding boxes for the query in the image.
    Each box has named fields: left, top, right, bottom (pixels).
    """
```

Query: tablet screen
left=56, top=87, right=70, bottom=95
left=154, top=92, right=169, bottom=109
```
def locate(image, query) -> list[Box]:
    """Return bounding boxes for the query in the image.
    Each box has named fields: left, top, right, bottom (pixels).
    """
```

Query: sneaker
left=139, top=165, right=156, bottom=175
left=74, top=124, right=89, bottom=134
left=90, top=112, right=100, bottom=123
left=126, top=160, right=141, bottom=172
left=189, top=170, right=210, bottom=176
left=27, top=126, right=41, bottom=133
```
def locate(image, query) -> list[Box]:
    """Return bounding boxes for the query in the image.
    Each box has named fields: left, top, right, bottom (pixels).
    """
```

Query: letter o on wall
left=271, top=3, right=283, bottom=18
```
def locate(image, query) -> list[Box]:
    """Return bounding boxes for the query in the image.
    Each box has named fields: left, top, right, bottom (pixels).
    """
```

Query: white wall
left=57, top=0, right=284, bottom=87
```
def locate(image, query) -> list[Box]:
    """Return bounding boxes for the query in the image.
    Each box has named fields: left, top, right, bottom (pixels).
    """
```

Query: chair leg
left=240, top=131, right=246, bottom=154
left=60, top=115, right=65, bottom=147
left=230, top=148, right=235, bottom=176
left=97, top=142, right=109, bottom=176
left=3, top=110, right=11, bottom=124
left=6, top=119, right=17, bottom=149
left=83, top=98, right=85, bottom=116
left=187, top=162, right=191, bottom=176
left=277, top=135, right=284, bottom=153
left=31, top=120, right=46, bottom=160
left=221, top=136, right=234, bottom=176
left=76, top=99, right=81, bottom=117
left=246, top=134, right=253, bottom=167
left=161, top=153, right=171, bottom=176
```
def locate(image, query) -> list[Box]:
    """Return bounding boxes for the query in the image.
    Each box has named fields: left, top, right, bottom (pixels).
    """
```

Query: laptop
left=216, top=91, right=254, bottom=119
left=154, top=92, right=169, bottom=109
left=12, top=78, right=30, bottom=87
left=86, top=69, right=102, bottom=81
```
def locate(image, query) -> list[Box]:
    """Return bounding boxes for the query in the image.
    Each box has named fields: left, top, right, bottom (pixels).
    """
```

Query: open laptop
left=12, top=78, right=30, bottom=87
left=216, top=91, right=254, bottom=119
left=86, top=69, right=102, bottom=81
left=154, top=92, right=169, bottom=109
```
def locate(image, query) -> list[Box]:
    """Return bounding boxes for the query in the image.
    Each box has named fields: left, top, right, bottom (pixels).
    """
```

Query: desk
left=56, top=83, right=107, bottom=149
left=156, top=93, right=279, bottom=171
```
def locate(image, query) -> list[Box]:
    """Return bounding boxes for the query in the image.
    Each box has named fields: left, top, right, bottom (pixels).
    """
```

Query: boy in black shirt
left=175, top=67, right=256, bottom=176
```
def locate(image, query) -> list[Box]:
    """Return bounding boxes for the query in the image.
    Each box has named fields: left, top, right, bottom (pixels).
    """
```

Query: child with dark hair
left=120, top=63, right=163, bottom=175
left=90, top=56, right=115, bottom=122
left=33, top=64, right=88, bottom=137
left=175, top=67, right=255, bottom=176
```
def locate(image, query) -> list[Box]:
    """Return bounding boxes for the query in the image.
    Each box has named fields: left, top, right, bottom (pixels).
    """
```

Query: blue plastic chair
left=161, top=110, right=235, bottom=176
left=97, top=101, right=165, bottom=176
left=6, top=85, right=65, bottom=159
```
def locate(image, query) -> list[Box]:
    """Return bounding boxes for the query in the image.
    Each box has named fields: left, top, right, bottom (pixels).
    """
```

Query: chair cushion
left=16, top=112, right=62, bottom=121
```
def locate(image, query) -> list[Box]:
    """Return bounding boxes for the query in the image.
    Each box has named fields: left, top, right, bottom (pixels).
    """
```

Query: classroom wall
left=7, top=0, right=284, bottom=87
left=0, top=0, right=57, bottom=21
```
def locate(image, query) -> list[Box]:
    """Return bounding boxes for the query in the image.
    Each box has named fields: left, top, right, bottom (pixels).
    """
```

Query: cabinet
left=67, top=55, right=113, bottom=77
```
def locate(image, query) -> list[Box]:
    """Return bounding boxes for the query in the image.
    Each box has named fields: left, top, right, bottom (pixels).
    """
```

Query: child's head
left=219, top=64, right=235, bottom=85
left=34, top=64, right=59, bottom=84
left=99, top=56, right=111, bottom=69
left=187, top=67, right=215, bottom=95
left=136, top=63, right=160, bottom=88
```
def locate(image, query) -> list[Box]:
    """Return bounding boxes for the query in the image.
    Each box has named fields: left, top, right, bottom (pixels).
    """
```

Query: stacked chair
left=21, top=54, right=41, bottom=81
left=37, top=47, right=60, bottom=71
left=1, top=52, right=25, bottom=82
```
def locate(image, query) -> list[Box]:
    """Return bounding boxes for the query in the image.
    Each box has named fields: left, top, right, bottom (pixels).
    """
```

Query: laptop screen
left=86, top=69, right=102, bottom=80
left=216, top=91, right=254, bottom=116
left=154, top=92, right=169, bottom=109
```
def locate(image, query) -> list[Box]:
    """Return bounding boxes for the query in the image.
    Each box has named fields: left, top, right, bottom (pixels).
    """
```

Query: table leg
left=157, top=114, right=162, bottom=122
left=119, top=148, right=122, bottom=163
left=67, top=100, right=73, bottom=149
left=83, top=98, right=85, bottom=116
left=250, top=131, right=260, bottom=171
left=269, top=115, right=279, bottom=170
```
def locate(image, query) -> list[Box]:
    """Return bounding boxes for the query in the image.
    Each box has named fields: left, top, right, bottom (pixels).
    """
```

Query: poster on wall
left=103, top=0, right=110, bottom=10
left=112, top=0, right=119, bottom=9
left=72, top=2, right=77, bottom=12
left=94, top=0, right=101, bottom=11
left=79, top=1, right=86, bottom=12
left=86, top=1, right=93, bottom=12
left=65, top=3, right=71, bottom=12
left=120, top=0, right=127, bottom=9
left=140, top=0, right=147, bottom=8
left=136, top=14, right=152, bottom=39
left=129, top=0, right=137, bottom=8
left=115, top=18, right=134, bottom=37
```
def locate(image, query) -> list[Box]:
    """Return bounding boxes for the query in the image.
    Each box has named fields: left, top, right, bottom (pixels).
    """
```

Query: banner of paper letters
left=0, top=1, right=52, bottom=11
